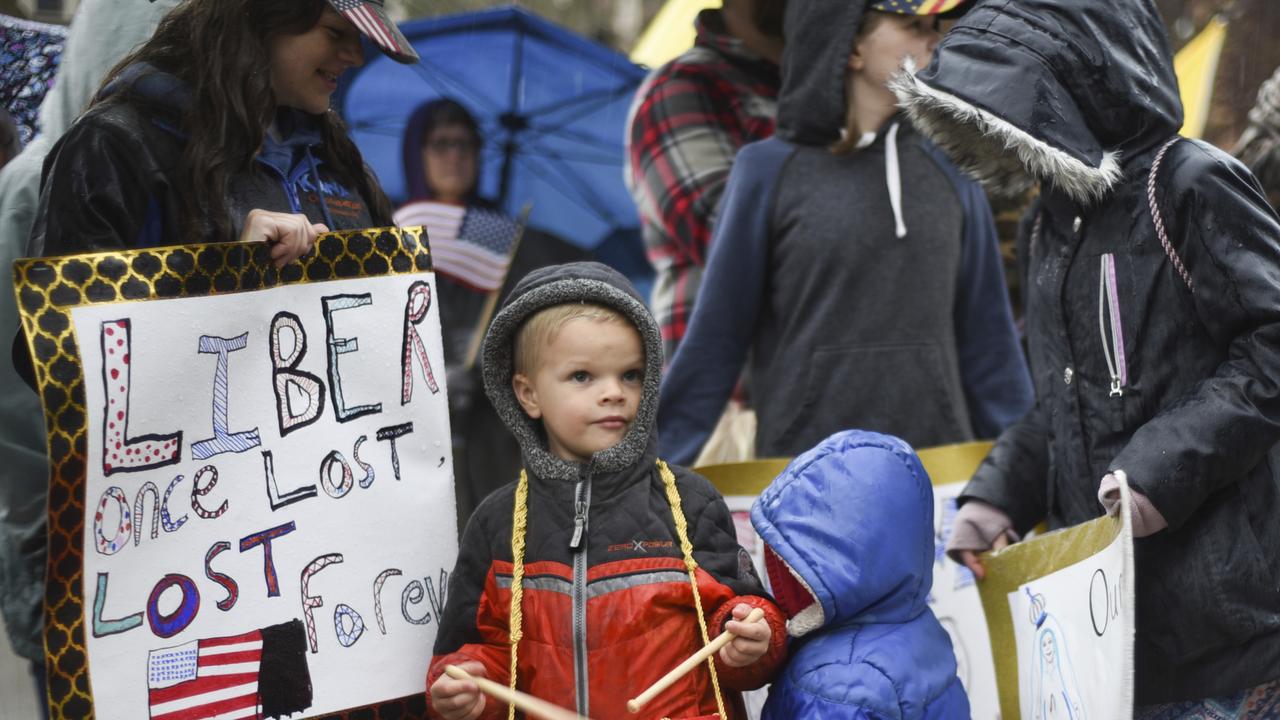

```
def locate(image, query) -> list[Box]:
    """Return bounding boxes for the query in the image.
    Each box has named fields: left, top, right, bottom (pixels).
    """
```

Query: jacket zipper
left=254, top=147, right=327, bottom=215
left=254, top=159, right=303, bottom=214
left=568, top=470, right=591, bottom=716
left=1098, top=253, right=1128, bottom=397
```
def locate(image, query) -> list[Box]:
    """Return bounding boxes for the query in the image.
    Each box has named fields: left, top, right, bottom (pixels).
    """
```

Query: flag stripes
left=347, top=5, right=396, bottom=50
left=148, top=632, right=263, bottom=720
left=393, top=201, right=520, bottom=292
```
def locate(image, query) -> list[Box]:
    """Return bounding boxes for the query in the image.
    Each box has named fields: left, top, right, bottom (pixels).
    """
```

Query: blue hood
left=751, top=430, right=935, bottom=631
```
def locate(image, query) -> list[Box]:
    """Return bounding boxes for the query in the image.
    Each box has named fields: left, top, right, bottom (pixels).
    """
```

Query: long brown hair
left=98, top=0, right=391, bottom=241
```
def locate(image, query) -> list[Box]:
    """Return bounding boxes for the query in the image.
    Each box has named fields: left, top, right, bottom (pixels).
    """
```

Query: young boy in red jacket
left=427, top=262, right=786, bottom=720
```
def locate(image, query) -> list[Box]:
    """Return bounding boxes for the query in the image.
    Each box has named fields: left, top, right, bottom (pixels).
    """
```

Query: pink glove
left=1098, top=470, right=1167, bottom=537
left=945, top=499, right=1019, bottom=566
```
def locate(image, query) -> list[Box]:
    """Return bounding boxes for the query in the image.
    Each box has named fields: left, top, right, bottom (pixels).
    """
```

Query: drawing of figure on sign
left=1026, top=588, right=1085, bottom=720
left=934, top=496, right=975, bottom=591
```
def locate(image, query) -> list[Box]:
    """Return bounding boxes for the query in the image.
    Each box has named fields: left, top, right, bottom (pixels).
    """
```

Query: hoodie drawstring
left=305, top=148, right=336, bottom=230
left=885, top=122, right=907, bottom=239
left=856, top=122, right=908, bottom=239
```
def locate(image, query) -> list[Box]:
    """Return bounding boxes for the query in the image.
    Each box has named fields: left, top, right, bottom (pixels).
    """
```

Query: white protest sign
left=980, top=477, right=1135, bottom=719
left=14, top=230, right=456, bottom=719
left=76, top=272, right=456, bottom=718
left=931, top=481, right=1000, bottom=720
left=1007, top=517, right=1132, bottom=719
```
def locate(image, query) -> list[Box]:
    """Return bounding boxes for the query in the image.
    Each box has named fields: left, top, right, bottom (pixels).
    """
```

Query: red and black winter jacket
left=427, top=262, right=786, bottom=719
left=427, top=443, right=785, bottom=719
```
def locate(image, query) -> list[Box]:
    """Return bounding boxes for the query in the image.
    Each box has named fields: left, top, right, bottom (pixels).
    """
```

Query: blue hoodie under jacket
left=751, top=430, right=969, bottom=719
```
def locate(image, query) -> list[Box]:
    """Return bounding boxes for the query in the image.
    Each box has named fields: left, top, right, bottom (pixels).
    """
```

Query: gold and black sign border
left=12, top=227, right=432, bottom=720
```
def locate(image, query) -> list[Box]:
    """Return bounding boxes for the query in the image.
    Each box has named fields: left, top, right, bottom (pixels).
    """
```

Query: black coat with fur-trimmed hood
left=427, top=262, right=786, bottom=719
left=893, top=0, right=1280, bottom=702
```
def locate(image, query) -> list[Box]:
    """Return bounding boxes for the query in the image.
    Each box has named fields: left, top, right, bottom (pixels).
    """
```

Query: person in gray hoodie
left=657, top=0, right=1032, bottom=465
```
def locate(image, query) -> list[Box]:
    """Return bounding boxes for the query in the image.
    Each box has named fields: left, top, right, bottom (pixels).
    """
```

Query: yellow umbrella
left=629, top=0, right=721, bottom=68
left=1174, top=15, right=1228, bottom=139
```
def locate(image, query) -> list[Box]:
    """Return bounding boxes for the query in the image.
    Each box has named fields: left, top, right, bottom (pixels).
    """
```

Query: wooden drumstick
left=626, top=606, right=766, bottom=714
left=443, top=665, right=590, bottom=720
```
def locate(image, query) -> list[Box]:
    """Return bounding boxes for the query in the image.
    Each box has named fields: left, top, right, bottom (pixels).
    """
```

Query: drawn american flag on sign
left=147, top=630, right=264, bottom=720
left=145, top=620, right=311, bottom=720
left=394, top=201, right=522, bottom=291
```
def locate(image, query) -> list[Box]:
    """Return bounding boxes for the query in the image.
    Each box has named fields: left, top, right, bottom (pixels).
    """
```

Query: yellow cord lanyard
left=506, top=459, right=727, bottom=720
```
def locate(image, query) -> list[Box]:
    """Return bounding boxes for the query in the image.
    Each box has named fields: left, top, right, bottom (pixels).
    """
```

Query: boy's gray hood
left=775, top=0, right=870, bottom=146
left=890, top=0, right=1182, bottom=204
left=481, top=262, right=663, bottom=481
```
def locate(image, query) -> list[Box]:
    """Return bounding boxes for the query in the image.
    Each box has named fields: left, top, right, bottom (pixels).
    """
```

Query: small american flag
left=330, top=0, right=399, bottom=54
left=395, top=201, right=522, bottom=291
left=147, top=630, right=264, bottom=720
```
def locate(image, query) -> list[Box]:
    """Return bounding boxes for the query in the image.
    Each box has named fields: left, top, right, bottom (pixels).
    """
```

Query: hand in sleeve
left=1097, top=470, right=1168, bottom=538
left=946, top=499, right=1017, bottom=580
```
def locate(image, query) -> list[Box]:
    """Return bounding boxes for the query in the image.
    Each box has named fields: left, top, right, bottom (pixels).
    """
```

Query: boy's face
left=511, top=317, right=644, bottom=463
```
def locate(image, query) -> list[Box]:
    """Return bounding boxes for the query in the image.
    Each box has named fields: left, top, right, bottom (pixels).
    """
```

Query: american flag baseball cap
left=145, top=0, right=421, bottom=64
left=869, top=0, right=970, bottom=15
left=328, top=0, right=419, bottom=64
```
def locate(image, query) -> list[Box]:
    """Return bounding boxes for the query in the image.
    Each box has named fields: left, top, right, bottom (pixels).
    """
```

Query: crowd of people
left=2, top=0, right=1280, bottom=718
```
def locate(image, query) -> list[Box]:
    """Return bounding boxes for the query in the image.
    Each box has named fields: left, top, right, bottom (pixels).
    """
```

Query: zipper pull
left=569, top=479, right=587, bottom=552
left=1110, top=376, right=1124, bottom=398
left=569, top=500, right=586, bottom=551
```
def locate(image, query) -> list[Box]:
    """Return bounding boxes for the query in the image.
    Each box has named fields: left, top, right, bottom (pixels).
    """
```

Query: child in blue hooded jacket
left=751, top=429, right=969, bottom=719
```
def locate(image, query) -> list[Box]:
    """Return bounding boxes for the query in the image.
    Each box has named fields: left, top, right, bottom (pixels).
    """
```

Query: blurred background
left=2, top=0, right=1280, bottom=717
left=3, top=0, right=1277, bottom=130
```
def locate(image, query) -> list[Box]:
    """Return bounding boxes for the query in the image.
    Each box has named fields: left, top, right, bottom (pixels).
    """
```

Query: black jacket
left=894, top=0, right=1280, bottom=702
left=29, top=64, right=388, bottom=257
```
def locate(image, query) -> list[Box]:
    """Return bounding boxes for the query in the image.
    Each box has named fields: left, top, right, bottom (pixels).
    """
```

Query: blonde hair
left=513, top=302, right=631, bottom=375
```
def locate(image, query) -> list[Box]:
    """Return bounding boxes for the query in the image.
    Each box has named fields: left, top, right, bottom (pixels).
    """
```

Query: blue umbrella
left=335, top=6, right=647, bottom=253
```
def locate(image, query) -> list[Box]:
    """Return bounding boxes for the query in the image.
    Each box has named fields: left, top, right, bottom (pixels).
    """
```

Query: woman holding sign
left=28, top=0, right=418, bottom=264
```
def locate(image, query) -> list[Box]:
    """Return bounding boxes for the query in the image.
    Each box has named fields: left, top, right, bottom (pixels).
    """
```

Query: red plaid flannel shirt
left=625, top=10, right=779, bottom=361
